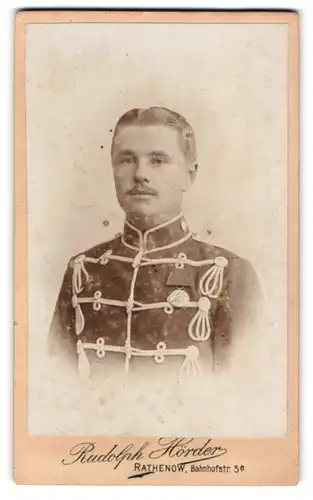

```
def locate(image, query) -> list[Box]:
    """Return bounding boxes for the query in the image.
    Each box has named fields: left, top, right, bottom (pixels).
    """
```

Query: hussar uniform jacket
left=48, top=213, right=261, bottom=381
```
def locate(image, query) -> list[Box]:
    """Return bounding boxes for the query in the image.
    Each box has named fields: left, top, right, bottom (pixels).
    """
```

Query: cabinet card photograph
left=14, top=10, right=299, bottom=485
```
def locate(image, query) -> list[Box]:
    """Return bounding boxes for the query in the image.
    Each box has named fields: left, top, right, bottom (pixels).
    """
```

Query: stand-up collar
left=122, top=212, right=191, bottom=252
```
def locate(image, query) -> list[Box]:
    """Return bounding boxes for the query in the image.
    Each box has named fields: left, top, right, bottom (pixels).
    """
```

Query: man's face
left=111, top=124, right=194, bottom=222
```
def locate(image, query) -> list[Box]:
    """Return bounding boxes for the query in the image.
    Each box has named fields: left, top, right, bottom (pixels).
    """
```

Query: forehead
left=112, top=124, right=184, bottom=158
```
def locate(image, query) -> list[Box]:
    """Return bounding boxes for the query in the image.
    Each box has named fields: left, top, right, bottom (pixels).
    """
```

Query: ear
left=182, top=163, right=198, bottom=192
left=189, top=163, right=198, bottom=183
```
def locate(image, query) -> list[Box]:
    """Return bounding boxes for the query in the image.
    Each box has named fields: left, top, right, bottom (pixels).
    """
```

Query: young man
left=48, top=106, right=261, bottom=380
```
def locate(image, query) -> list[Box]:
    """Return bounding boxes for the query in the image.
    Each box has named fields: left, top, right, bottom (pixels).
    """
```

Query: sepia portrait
left=14, top=10, right=299, bottom=486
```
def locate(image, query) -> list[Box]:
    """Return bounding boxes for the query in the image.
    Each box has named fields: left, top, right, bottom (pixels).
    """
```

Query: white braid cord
left=76, top=338, right=202, bottom=380
left=71, top=254, right=90, bottom=336
left=122, top=231, right=193, bottom=255
left=124, top=258, right=140, bottom=372
left=122, top=211, right=187, bottom=254
left=72, top=254, right=228, bottom=367
left=71, top=214, right=228, bottom=377
left=187, top=298, right=212, bottom=341
left=199, top=256, right=228, bottom=299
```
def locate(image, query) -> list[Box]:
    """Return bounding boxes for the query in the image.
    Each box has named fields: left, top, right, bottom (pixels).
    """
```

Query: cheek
left=113, top=167, right=131, bottom=189
left=162, top=169, right=187, bottom=192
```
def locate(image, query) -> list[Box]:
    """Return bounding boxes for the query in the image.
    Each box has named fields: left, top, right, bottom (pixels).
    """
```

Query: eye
left=150, top=157, right=167, bottom=165
left=120, top=157, right=134, bottom=164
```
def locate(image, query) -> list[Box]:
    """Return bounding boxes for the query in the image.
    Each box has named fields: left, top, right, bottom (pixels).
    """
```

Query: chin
left=127, top=208, right=158, bottom=221
left=124, top=200, right=158, bottom=218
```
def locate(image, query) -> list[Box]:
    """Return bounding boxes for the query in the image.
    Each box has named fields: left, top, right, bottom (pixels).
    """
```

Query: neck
left=122, top=211, right=190, bottom=252
left=125, top=210, right=182, bottom=231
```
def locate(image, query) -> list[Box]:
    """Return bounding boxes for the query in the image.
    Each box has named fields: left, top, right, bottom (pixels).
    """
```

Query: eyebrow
left=113, top=149, right=171, bottom=159
left=148, top=151, right=171, bottom=158
left=113, top=149, right=136, bottom=158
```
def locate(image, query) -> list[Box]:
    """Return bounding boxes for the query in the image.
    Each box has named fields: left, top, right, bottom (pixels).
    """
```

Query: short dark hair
left=111, top=106, right=197, bottom=163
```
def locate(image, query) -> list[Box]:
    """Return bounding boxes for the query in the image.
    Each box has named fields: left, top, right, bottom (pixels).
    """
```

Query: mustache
left=127, top=185, right=158, bottom=196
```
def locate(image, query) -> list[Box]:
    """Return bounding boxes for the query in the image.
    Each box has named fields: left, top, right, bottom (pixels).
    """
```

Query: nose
left=134, top=158, right=150, bottom=183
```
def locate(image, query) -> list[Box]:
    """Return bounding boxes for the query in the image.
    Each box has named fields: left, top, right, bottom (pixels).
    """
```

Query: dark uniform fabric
left=48, top=214, right=261, bottom=379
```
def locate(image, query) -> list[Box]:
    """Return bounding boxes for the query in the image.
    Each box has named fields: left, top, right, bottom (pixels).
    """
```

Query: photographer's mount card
left=14, top=10, right=299, bottom=485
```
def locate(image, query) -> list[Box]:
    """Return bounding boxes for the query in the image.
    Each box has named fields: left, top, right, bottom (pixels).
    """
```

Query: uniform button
left=198, top=297, right=211, bottom=312
left=214, top=256, right=228, bottom=268
left=186, top=345, right=199, bottom=359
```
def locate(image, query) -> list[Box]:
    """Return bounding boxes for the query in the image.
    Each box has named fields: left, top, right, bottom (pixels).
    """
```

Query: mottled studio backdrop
left=26, top=23, right=288, bottom=436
